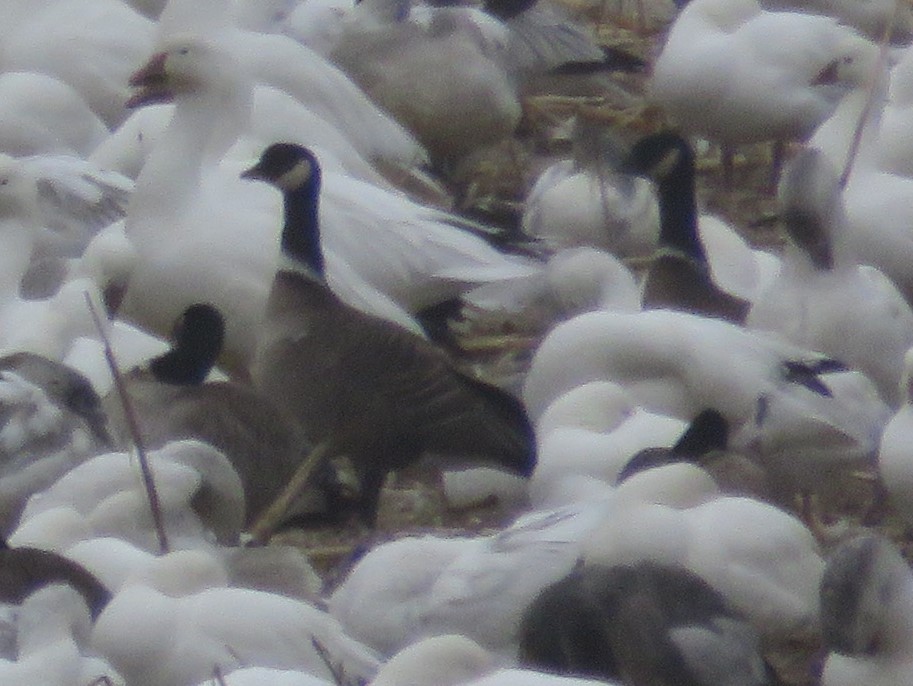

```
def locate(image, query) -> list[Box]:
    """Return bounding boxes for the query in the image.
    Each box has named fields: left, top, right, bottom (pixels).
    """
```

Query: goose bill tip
left=240, top=165, right=263, bottom=181
left=126, top=52, right=171, bottom=108
left=125, top=86, right=173, bottom=109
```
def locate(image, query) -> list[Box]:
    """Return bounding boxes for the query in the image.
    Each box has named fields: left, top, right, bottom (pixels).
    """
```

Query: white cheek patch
left=654, top=148, right=681, bottom=179
left=278, top=253, right=322, bottom=282
left=276, top=159, right=313, bottom=191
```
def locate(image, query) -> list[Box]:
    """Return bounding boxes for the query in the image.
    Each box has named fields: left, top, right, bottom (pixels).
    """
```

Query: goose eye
left=0, top=179, right=8, bottom=186
left=178, top=47, right=190, bottom=56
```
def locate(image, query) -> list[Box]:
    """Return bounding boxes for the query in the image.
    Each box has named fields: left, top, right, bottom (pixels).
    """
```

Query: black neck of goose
left=656, top=146, right=706, bottom=263
left=149, top=305, right=224, bottom=385
left=149, top=347, right=216, bottom=386
left=281, top=174, right=325, bottom=280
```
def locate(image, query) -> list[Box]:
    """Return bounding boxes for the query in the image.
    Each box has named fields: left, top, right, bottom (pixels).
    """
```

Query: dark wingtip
left=549, top=46, right=647, bottom=76
left=483, top=0, right=537, bottom=21
left=809, top=358, right=851, bottom=374
left=782, top=359, right=848, bottom=397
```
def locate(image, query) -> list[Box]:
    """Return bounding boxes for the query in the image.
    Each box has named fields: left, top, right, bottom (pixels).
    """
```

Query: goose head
left=127, top=36, right=241, bottom=109
left=127, top=35, right=252, bottom=168
left=621, top=132, right=703, bottom=260
left=622, top=134, right=752, bottom=322
left=622, top=132, right=695, bottom=195
left=242, top=143, right=324, bottom=277
left=148, top=303, right=225, bottom=386
left=241, top=142, right=321, bottom=193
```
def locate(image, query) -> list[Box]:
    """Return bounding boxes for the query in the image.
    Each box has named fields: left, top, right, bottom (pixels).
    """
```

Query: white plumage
left=650, top=0, right=878, bottom=147
left=14, top=440, right=245, bottom=552
left=523, top=309, right=890, bottom=495
left=748, top=147, right=913, bottom=406
left=92, top=573, right=381, bottom=686
left=330, top=500, right=614, bottom=659
left=0, top=0, right=906, bottom=681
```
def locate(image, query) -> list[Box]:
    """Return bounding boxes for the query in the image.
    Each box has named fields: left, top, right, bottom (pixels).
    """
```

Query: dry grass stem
left=84, top=292, right=170, bottom=555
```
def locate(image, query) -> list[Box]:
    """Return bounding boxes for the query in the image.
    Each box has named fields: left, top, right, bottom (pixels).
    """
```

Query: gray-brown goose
left=0, top=352, right=111, bottom=535
left=242, top=143, right=537, bottom=525
left=622, top=132, right=751, bottom=325
left=0, top=351, right=110, bottom=447
left=519, top=561, right=776, bottom=686
left=105, top=303, right=316, bottom=527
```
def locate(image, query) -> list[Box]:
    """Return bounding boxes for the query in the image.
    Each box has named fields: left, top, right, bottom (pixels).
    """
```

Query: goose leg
left=634, top=0, right=646, bottom=32
left=861, top=472, right=891, bottom=527
left=721, top=143, right=735, bottom=189
left=769, top=140, right=785, bottom=192
left=798, top=491, right=839, bottom=545
left=247, top=440, right=333, bottom=543
left=356, top=466, right=389, bottom=528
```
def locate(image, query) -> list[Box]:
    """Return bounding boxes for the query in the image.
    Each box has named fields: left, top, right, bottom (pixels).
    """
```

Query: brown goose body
left=642, top=250, right=750, bottom=324
left=519, top=561, right=773, bottom=686
left=254, top=271, right=535, bottom=523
